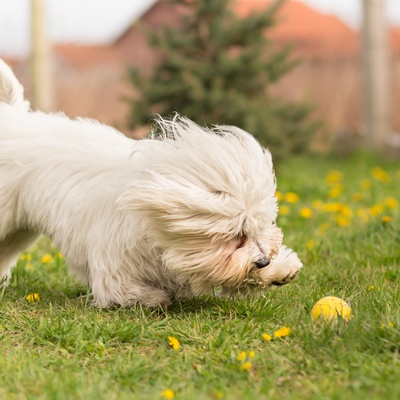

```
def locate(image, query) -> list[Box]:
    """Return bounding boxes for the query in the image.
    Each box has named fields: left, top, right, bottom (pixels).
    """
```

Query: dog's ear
left=118, top=173, right=198, bottom=215
left=119, top=171, right=230, bottom=213
left=117, top=169, right=277, bottom=241
left=117, top=172, right=253, bottom=241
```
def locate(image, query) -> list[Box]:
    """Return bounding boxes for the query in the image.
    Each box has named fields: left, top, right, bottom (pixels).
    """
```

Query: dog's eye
left=212, top=190, right=230, bottom=197
left=236, top=235, right=247, bottom=249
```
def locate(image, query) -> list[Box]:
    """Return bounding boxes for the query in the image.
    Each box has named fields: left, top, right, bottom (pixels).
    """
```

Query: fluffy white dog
left=0, top=59, right=302, bottom=308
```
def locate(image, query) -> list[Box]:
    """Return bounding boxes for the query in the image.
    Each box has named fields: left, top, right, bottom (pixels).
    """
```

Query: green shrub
left=126, top=0, right=317, bottom=161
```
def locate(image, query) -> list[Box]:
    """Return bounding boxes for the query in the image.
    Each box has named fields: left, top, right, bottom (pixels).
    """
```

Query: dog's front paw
left=259, top=245, right=302, bottom=287
left=271, top=269, right=300, bottom=286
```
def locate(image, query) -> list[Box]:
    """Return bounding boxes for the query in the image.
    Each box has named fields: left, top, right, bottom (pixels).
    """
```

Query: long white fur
left=0, top=59, right=302, bottom=307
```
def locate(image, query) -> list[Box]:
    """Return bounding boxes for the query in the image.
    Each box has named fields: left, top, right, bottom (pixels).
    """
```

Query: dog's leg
left=0, top=230, right=40, bottom=284
left=90, top=275, right=173, bottom=309
left=259, top=245, right=303, bottom=286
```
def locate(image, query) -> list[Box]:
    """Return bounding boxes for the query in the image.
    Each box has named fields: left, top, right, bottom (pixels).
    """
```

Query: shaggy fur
left=0, top=59, right=302, bottom=307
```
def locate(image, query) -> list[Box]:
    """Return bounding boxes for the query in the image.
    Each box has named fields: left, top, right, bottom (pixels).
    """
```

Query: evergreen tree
left=126, top=0, right=316, bottom=160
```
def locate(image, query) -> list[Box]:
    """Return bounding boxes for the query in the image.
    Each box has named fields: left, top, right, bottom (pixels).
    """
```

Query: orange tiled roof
left=234, top=0, right=359, bottom=58
left=390, top=27, right=400, bottom=53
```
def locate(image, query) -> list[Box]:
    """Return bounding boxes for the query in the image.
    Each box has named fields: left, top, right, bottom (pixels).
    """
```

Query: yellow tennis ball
left=311, top=296, right=351, bottom=323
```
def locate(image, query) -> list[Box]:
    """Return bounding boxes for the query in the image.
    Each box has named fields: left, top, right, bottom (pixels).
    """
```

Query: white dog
left=0, top=59, right=302, bottom=308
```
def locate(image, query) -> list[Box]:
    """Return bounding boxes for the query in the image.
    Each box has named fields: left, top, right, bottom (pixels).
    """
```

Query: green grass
left=0, top=152, right=399, bottom=400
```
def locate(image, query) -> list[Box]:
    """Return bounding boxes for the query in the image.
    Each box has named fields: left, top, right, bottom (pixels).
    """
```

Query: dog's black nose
left=254, top=258, right=270, bottom=269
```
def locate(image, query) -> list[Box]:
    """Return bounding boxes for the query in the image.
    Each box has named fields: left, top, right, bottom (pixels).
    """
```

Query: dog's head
left=119, top=116, right=283, bottom=293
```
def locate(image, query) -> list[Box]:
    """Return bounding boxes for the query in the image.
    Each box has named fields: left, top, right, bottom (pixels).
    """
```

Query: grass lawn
left=0, top=153, right=399, bottom=400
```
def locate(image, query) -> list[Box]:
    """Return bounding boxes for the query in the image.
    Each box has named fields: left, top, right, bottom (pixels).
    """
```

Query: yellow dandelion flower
left=370, top=204, right=384, bottom=217
left=361, top=180, right=371, bottom=190
left=41, top=254, right=53, bottom=264
left=273, top=326, right=291, bottom=338
left=336, top=215, right=350, bottom=227
left=388, top=322, right=394, bottom=328
left=285, top=192, right=299, bottom=203
left=382, top=215, right=393, bottom=223
left=26, top=293, right=40, bottom=302
left=356, top=208, right=370, bottom=222
left=237, top=351, right=246, bottom=361
left=323, top=203, right=343, bottom=213
left=262, top=333, right=272, bottom=342
left=328, top=185, right=343, bottom=199
left=384, top=197, right=398, bottom=209
left=340, top=206, right=353, bottom=218
left=168, top=336, right=180, bottom=351
left=20, top=254, right=33, bottom=261
left=279, top=205, right=290, bottom=216
left=371, top=167, right=390, bottom=183
left=325, top=171, right=343, bottom=185
left=161, top=389, right=175, bottom=399
left=240, top=362, right=252, bottom=371
left=312, top=200, right=324, bottom=210
left=306, top=240, right=315, bottom=250
left=299, top=207, right=313, bottom=219
left=275, top=191, right=283, bottom=202
left=248, top=351, right=255, bottom=358
left=351, top=193, right=362, bottom=202
left=57, top=252, right=63, bottom=259
left=367, top=285, right=380, bottom=291
left=317, top=223, right=330, bottom=235
left=25, top=263, right=34, bottom=271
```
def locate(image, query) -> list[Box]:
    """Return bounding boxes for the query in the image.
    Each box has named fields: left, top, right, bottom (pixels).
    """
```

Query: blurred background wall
left=1, top=0, right=400, bottom=149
